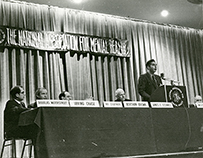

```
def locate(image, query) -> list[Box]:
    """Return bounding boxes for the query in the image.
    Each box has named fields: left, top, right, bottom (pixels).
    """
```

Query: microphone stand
left=171, top=80, right=181, bottom=86
left=161, top=74, right=168, bottom=102
left=163, top=80, right=168, bottom=102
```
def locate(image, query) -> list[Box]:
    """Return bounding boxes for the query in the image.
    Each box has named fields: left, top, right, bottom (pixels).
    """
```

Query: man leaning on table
left=4, top=86, right=36, bottom=139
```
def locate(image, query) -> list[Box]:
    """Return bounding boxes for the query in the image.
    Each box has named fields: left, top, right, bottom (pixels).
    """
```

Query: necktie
left=152, top=75, right=158, bottom=87
left=20, top=102, right=26, bottom=108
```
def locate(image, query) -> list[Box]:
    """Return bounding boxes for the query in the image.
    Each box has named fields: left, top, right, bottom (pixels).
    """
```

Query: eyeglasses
left=20, top=91, right=25, bottom=94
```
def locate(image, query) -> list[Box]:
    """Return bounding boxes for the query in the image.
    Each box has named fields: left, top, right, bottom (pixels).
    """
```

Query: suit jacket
left=28, top=102, right=37, bottom=108
left=115, top=98, right=131, bottom=107
left=138, top=73, right=162, bottom=101
left=115, top=98, right=131, bottom=102
left=4, top=99, right=28, bottom=133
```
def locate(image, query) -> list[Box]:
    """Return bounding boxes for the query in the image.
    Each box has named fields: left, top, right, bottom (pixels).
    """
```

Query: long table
left=18, top=107, right=203, bottom=158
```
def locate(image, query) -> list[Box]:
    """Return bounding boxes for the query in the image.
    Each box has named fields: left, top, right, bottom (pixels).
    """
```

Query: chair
left=21, top=139, right=33, bottom=158
left=0, top=136, right=33, bottom=158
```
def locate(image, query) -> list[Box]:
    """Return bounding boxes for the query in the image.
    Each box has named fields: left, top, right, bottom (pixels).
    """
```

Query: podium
left=150, top=85, right=188, bottom=107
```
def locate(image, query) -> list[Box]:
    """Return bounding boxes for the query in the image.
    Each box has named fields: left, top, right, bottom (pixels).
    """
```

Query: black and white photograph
left=0, top=0, right=203, bottom=157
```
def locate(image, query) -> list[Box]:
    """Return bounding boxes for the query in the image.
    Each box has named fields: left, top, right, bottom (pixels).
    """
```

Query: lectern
left=150, top=85, right=188, bottom=107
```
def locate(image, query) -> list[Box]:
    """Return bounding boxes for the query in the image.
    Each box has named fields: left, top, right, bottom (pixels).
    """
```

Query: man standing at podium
left=138, top=59, right=162, bottom=101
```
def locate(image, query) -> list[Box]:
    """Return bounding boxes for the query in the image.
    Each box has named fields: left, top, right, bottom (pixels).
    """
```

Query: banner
left=0, top=26, right=130, bottom=57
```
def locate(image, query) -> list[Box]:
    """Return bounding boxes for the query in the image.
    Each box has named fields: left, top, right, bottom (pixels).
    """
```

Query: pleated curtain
left=0, top=0, right=203, bottom=156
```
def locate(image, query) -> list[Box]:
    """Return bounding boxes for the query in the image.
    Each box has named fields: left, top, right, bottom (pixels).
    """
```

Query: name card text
left=37, top=100, right=69, bottom=107
left=123, top=101, right=149, bottom=108
left=69, top=100, right=100, bottom=107
left=103, top=102, right=123, bottom=108
left=151, top=102, right=173, bottom=108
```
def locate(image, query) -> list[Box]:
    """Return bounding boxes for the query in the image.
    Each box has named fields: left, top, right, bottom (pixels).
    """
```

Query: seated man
left=28, top=87, right=48, bottom=108
left=115, top=88, right=131, bottom=106
left=190, top=95, right=202, bottom=108
left=195, top=95, right=202, bottom=103
left=4, top=86, right=34, bottom=138
left=59, top=91, right=72, bottom=100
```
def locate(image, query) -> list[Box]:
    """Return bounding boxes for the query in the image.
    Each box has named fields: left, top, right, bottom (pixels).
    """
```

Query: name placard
left=103, top=102, right=123, bottom=108
left=69, top=100, right=100, bottom=107
left=151, top=102, right=173, bottom=108
left=196, top=103, right=203, bottom=108
left=37, top=100, right=69, bottom=107
left=123, top=101, right=149, bottom=108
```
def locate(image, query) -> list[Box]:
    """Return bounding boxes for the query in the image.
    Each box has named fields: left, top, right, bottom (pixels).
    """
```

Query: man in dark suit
left=138, top=59, right=162, bottom=101
left=4, top=86, right=31, bottom=138
left=28, top=87, right=48, bottom=108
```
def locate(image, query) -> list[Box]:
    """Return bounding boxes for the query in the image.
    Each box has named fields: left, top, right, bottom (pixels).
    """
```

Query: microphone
left=160, top=73, right=165, bottom=80
left=160, top=73, right=170, bottom=80
left=160, top=73, right=180, bottom=84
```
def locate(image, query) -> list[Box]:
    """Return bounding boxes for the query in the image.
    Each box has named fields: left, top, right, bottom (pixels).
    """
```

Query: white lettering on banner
left=2, top=27, right=130, bottom=57
left=79, top=36, right=90, bottom=51
left=102, top=40, right=108, bottom=53
left=7, top=28, right=17, bottom=45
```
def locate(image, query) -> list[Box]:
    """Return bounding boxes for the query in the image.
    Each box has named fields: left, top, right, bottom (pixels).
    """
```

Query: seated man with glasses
left=4, top=86, right=36, bottom=139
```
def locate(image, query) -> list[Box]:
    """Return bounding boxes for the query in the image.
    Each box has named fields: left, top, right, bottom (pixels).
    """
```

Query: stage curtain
left=130, top=23, right=203, bottom=101
left=0, top=1, right=135, bottom=104
left=0, top=0, right=203, bottom=156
